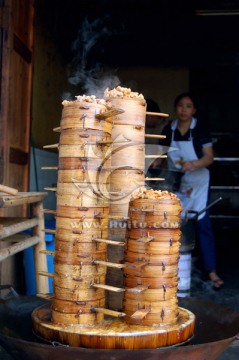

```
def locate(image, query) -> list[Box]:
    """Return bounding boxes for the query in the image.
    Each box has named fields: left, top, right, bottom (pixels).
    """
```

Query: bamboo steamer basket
left=59, top=128, right=111, bottom=145
left=124, top=275, right=179, bottom=289
left=55, top=239, right=106, bottom=253
left=56, top=205, right=109, bottom=219
left=124, top=251, right=179, bottom=265
left=123, top=297, right=178, bottom=313
left=110, top=143, right=145, bottom=168
left=54, top=249, right=106, bottom=265
left=124, top=263, right=178, bottom=278
left=55, top=227, right=108, bottom=243
left=54, top=262, right=107, bottom=277
left=127, top=228, right=181, bottom=242
left=61, top=101, right=112, bottom=134
left=51, top=308, right=104, bottom=326
left=111, top=123, right=145, bottom=143
left=58, top=157, right=111, bottom=171
left=57, top=169, right=110, bottom=185
left=126, top=239, right=180, bottom=255
left=104, top=97, right=146, bottom=127
left=58, top=143, right=111, bottom=159
left=55, top=216, right=107, bottom=232
left=125, top=286, right=178, bottom=301
left=53, top=273, right=106, bottom=290
left=124, top=308, right=179, bottom=326
left=56, top=183, right=109, bottom=205
left=52, top=297, right=105, bottom=313
left=54, top=285, right=105, bottom=301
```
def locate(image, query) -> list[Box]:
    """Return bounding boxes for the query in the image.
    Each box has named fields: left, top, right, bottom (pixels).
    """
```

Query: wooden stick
left=95, top=108, right=125, bottom=120
left=92, top=307, right=126, bottom=317
left=131, top=309, right=150, bottom=320
left=37, top=271, right=54, bottom=278
left=43, top=209, right=56, bottom=215
left=145, top=177, right=165, bottom=181
left=145, top=134, right=166, bottom=139
left=41, top=166, right=58, bottom=170
left=127, top=285, right=149, bottom=293
left=44, top=187, right=57, bottom=191
left=0, top=218, right=39, bottom=240
left=92, top=283, right=125, bottom=292
left=42, top=229, right=56, bottom=234
left=53, top=126, right=61, bottom=132
left=92, top=260, right=125, bottom=269
left=36, top=293, right=54, bottom=299
left=0, top=235, right=40, bottom=261
left=0, top=184, right=18, bottom=195
left=43, top=143, right=59, bottom=149
left=145, top=155, right=167, bottom=158
left=40, top=250, right=55, bottom=256
left=93, top=238, right=125, bottom=246
left=146, top=111, right=169, bottom=117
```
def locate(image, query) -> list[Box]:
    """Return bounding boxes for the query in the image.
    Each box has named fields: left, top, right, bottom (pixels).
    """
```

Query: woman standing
left=161, top=92, right=223, bottom=288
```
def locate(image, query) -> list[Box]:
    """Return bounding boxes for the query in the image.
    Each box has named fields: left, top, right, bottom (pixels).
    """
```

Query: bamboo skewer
left=146, top=111, right=169, bottom=117
left=43, top=209, right=56, bottom=215
left=144, top=155, right=167, bottom=158
left=127, top=285, right=149, bottom=293
left=145, top=177, right=165, bottom=181
left=53, top=126, right=61, bottom=132
left=41, top=166, right=58, bottom=170
left=40, top=250, right=55, bottom=256
left=43, top=144, right=59, bottom=149
left=92, top=260, right=126, bottom=269
left=42, top=229, right=56, bottom=234
left=95, top=108, right=125, bottom=120
left=37, top=271, right=54, bottom=278
left=145, top=134, right=166, bottom=139
left=92, top=307, right=126, bottom=317
left=94, top=214, right=129, bottom=220
left=37, top=293, right=54, bottom=299
left=93, top=238, right=125, bottom=246
left=91, top=283, right=125, bottom=292
left=44, top=187, right=57, bottom=192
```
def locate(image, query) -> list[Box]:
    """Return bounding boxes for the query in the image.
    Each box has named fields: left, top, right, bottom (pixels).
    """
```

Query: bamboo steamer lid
left=54, top=285, right=105, bottom=301
left=58, top=156, right=111, bottom=170
left=52, top=297, right=105, bottom=313
left=124, top=263, right=178, bottom=278
left=55, top=227, right=108, bottom=243
left=56, top=205, right=109, bottom=219
left=55, top=239, right=106, bottom=254
left=124, top=251, right=179, bottom=265
left=61, top=100, right=112, bottom=134
left=51, top=308, right=104, bottom=326
left=126, top=239, right=180, bottom=255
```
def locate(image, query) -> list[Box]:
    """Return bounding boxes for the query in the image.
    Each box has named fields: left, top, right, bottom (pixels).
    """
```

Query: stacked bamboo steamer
left=123, top=187, right=183, bottom=326
left=51, top=95, right=115, bottom=326
left=103, top=87, right=146, bottom=310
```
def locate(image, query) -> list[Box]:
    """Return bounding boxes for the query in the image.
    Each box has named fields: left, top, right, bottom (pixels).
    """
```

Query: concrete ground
left=0, top=218, right=239, bottom=359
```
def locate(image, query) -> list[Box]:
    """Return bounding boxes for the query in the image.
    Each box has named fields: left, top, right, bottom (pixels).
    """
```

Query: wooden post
left=31, top=201, right=49, bottom=294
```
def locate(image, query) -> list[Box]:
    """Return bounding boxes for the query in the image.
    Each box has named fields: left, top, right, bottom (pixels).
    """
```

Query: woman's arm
left=182, top=146, right=214, bottom=172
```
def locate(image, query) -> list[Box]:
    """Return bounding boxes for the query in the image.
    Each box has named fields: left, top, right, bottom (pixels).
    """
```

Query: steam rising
left=66, top=17, right=120, bottom=98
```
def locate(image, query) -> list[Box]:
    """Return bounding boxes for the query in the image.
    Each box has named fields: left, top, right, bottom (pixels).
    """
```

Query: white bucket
left=177, top=252, right=192, bottom=297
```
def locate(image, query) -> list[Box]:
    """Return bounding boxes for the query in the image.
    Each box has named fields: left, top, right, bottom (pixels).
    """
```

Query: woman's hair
left=174, top=92, right=198, bottom=109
